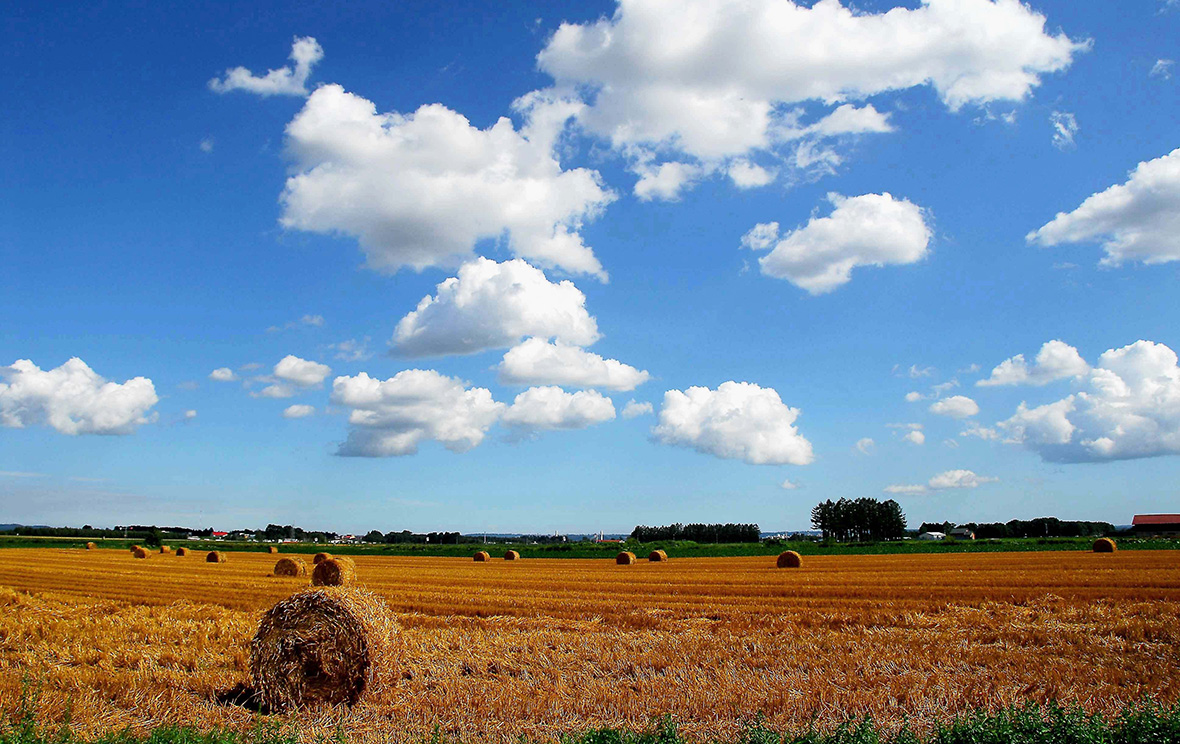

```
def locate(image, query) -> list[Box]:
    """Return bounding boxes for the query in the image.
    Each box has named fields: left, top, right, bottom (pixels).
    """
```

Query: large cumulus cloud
left=0, top=358, right=158, bottom=435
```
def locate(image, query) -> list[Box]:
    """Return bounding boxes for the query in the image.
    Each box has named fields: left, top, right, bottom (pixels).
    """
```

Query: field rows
left=2, top=548, right=1179, bottom=742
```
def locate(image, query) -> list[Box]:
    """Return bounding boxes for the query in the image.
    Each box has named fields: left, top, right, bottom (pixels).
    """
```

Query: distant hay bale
left=312, top=556, right=356, bottom=586
left=268, top=546, right=279, bottom=554
left=1093, top=538, right=1117, bottom=553
left=159, top=546, right=172, bottom=554
left=313, top=552, right=332, bottom=565
left=275, top=557, right=309, bottom=578
left=473, top=551, right=490, bottom=562
left=504, top=550, right=520, bottom=561
left=648, top=549, right=668, bottom=562
left=130, top=545, right=141, bottom=552
left=206, top=551, right=227, bottom=563
left=132, top=547, right=149, bottom=559
left=616, top=551, right=637, bottom=565
left=176, top=547, right=188, bottom=557
left=85, top=542, right=96, bottom=550
left=250, top=587, right=394, bottom=712
left=777, top=550, right=802, bottom=568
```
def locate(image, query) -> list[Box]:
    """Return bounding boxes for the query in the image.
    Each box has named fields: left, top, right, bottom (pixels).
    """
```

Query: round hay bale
left=175, top=547, right=188, bottom=557
left=275, top=557, right=309, bottom=578
left=616, top=551, right=637, bottom=565
left=312, top=556, right=356, bottom=586
left=250, top=587, right=394, bottom=711
left=129, top=545, right=141, bottom=552
left=648, top=549, right=668, bottom=562
left=1093, top=537, right=1117, bottom=553
left=503, top=550, right=520, bottom=561
left=313, top=552, right=332, bottom=565
left=206, top=551, right=227, bottom=563
left=473, top=551, right=490, bottom=562
left=777, top=550, right=802, bottom=568
left=85, top=542, right=97, bottom=550
left=159, top=546, right=172, bottom=554
left=268, top=546, right=279, bottom=554
left=131, top=547, right=149, bottom=559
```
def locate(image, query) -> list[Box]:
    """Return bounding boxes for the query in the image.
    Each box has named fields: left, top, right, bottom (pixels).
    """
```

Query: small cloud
left=208, top=36, right=323, bottom=97
left=267, top=314, right=325, bottom=333
left=184, top=410, right=197, bottom=420
left=1151, top=59, right=1174, bottom=79
left=622, top=400, right=653, bottom=419
left=905, top=391, right=925, bottom=402
left=209, top=367, right=237, bottom=382
left=958, top=363, right=981, bottom=374
left=931, top=379, right=959, bottom=396
left=780, top=478, right=801, bottom=490
left=908, top=365, right=934, bottom=379
left=856, top=437, right=876, bottom=455
left=283, top=404, right=316, bottom=419
left=331, top=338, right=372, bottom=362
left=929, top=395, right=980, bottom=419
left=903, top=430, right=925, bottom=445
left=1052, top=262, right=1079, bottom=270
left=239, top=362, right=263, bottom=372
left=199, top=138, right=214, bottom=153
left=884, top=468, right=998, bottom=495
left=943, top=439, right=959, bottom=448
left=1050, top=111, right=1079, bottom=150
left=0, top=471, right=47, bottom=478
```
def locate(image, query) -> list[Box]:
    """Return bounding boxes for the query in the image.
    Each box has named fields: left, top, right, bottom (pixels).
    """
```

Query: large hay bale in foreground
left=616, top=551, right=637, bottom=565
left=268, top=546, right=279, bottom=554
left=473, top=551, right=490, bottom=562
left=503, top=550, right=520, bottom=561
left=648, top=549, right=668, bottom=562
left=206, top=551, right=227, bottom=563
left=313, top=552, right=332, bottom=565
left=131, top=547, right=149, bottom=559
left=251, top=587, right=394, bottom=711
left=275, top=557, right=309, bottom=578
left=312, top=556, right=356, bottom=586
left=159, top=546, right=172, bottom=554
left=777, top=550, right=802, bottom=568
left=85, top=542, right=96, bottom=550
left=175, top=547, right=188, bottom=557
left=1093, top=537, right=1117, bottom=553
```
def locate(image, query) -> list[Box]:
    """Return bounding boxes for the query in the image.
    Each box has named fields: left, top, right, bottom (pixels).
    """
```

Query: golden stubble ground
left=1, top=548, right=1178, bottom=742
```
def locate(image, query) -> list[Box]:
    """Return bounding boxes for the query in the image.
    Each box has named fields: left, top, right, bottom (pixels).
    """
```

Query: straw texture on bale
left=268, top=546, right=279, bottom=554
left=131, top=547, right=149, bottom=559
left=159, top=546, right=172, bottom=554
left=274, top=557, right=309, bottom=578
left=503, top=550, right=520, bottom=561
left=473, top=551, right=490, bottom=562
left=175, top=547, right=188, bottom=557
left=648, top=549, right=668, bottom=562
left=250, top=587, right=395, bottom=712
left=777, top=550, right=802, bottom=568
left=616, top=551, right=637, bottom=565
left=313, top=552, right=332, bottom=565
left=312, top=556, right=356, bottom=586
left=206, top=551, right=227, bottom=563
left=129, top=545, right=141, bottom=552
left=85, top=542, right=96, bottom=550
left=1093, top=538, right=1118, bottom=553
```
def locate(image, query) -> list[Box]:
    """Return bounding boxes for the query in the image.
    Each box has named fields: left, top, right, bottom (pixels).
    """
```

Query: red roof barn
left=1132, top=514, right=1180, bottom=536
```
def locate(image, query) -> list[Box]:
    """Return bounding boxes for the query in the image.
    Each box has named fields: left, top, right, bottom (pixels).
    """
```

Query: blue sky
left=3, top=0, right=1178, bottom=534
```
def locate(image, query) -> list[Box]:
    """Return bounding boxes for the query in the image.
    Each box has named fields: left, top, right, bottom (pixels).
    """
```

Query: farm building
left=918, top=531, right=946, bottom=541
left=1131, top=514, right=1180, bottom=536
left=949, top=528, right=975, bottom=540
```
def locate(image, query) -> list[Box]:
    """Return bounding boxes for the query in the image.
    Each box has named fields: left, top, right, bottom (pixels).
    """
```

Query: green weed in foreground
left=5, top=703, right=1180, bottom=744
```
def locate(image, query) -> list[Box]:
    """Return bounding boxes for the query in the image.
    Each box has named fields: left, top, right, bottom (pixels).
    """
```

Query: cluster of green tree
left=7, top=525, right=184, bottom=539
left=919, top=517, right=1115, bottom=538
left=361, top=529, right=469, bottom=544
left=629, top=523, right=762, bottom=543
left=810, top=498, right=907, bottom=542
left=259, top=524, right=339, bottom=542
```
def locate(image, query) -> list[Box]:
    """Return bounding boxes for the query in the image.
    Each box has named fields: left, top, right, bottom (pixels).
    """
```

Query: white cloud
left=903, top=430, right=926, bottom=445
left=653, top=381, right=813, bottom=465
left=929, top=395, right=980, bottom=419
left=742, top=193, right=931, bottom=294
left=267, top=314, right=325, bottom=333
left=498, top=338, right=649, bottom=391
left=856, top=437, right=875, bottom=455
left=961, top=422, right=1001, bottom=440
left=209, top=367, right=237, bottom=382
left=392, top=258, right=600, bottom=357
left=998, top=340, right=1180, bottom=462
left=1027, top=148, right=1180, bottom=266
left=283, top=404, right=316, bottom=419
left=908, top=365, right=935, bottom=379
left=633, top=160, right=705, bottom=201
left=330, top=338, right=372, bottom=362
left=905, top=391, right=924, bottom=402
left=977, top=339, right=1090, bottom=386
left=780, top=478, right=800, bottom=490
left=885, top=468, right=997, bottom=494
left=0, top=358, right=158, bottom=435
left=183, top=410, right=197, bottom=420
left=280, top=84, right=614, bottom=279
left=537, top=0, right=1085, bottom=192
left=1150, top=59, right=1174, bottom=79
left=501, top=386, right=616, bottom=430
left=209, top=36, right=323, bottom=97
left=1050, top=111, right=1078, bottom=150
left=199, top=138, right=214, bottom=153
left=727, top=160, right=777, bottom=189
left=622, top=400, right=654, bottom=418
left=274, top=355, right=331, bottom=387
left=331, top=369, right=504, bottom=457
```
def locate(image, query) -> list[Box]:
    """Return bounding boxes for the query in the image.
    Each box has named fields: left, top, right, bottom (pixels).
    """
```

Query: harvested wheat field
left=1, top=548, right=1178, bottom=743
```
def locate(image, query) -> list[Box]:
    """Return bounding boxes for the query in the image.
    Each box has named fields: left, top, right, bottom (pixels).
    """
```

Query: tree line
left=629, top=523, right=762, bottom=543
left=810, top=498, right=907, bottom=542
left=920, top=517, right=1114, bottom=538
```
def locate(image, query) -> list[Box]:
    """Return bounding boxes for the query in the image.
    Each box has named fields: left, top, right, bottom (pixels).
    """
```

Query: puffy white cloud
left=856, top=437, right=876, bottom=455
left=929, top=395, right=980, bottom=419
left=742, top=193, right=931, bottom=293
left=1050, top=111, right=1078, bottom=150
left=280, top=84, right=614, bottom=279
left=903, top=430, right=926, bottom=445
left=209, top=36, right=323, bottom=97
left=209, top=367, right=237, bottom=382
left=998, top=340, right=1180, bottom=462
left=330, top=338, right=372, bottom=362
left=977, top=340, right=1089, bottom=386
left=0, top=358, right=158, bottom=435
left=622, top=400, right=654, bottom=418
left=392, top=258, right=601, bottom=357
left=727, top=160, right=777, bottom=189
left=498, top=338, right=649, bottom=391
left=183, top=410, right=197, bottom=420
left=331, top=370, right=505, bottom=457
left=961, top=422, right=1001, bottom=440
left=885, top=468, right=997, bottom=494
left=283, top=404, right=316, bottom=419
left=905, top=391, right=924, bottom=402
left=633, top=160, right=705, bottom=201
left=1027, top=148, right=1180, bottom=265
left=538, top=0, right=1085, bottom=192
left=653, top=381, right=813, bottom=465
left=501, top=386, right=616, bottom=430
left=274, top=355, right=332, bottom=387
left=780, top=478, right=800, bottom=490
